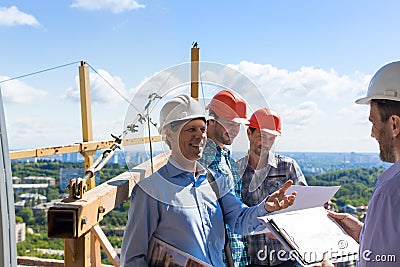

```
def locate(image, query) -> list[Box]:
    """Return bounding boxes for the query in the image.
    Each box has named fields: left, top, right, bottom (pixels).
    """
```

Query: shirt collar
left=267, top=150, right=277, bottom=168
left=206, top=138, right=221, bottom=151
left=244, top=150, right=277, bottom=169
left=205, top=138, right=231, bottom=156
left=377, top=159, right=400, bottom=186
left=165, top=157, right=207, bottom=184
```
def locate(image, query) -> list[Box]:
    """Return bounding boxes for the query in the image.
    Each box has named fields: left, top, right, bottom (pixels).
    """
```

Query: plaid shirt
left=237, top=152, right=307, bottom=266
left=199, top=139, right=249, bottom=267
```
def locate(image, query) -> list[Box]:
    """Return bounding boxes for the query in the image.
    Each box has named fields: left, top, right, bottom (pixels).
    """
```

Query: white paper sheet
left=274, top=185, right=340, bottom=214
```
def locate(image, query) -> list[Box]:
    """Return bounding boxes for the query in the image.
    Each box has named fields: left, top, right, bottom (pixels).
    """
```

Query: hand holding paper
left=327, top=211, right=363, bottom=242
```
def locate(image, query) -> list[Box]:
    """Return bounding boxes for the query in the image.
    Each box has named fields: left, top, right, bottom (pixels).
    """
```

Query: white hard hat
left=356, top=61, right=400, bottom=104
left=158, top=94, right=212, bottom=134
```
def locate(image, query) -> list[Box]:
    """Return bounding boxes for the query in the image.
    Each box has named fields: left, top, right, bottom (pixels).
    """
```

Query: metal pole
left=0, top=85, right=17, bottom=267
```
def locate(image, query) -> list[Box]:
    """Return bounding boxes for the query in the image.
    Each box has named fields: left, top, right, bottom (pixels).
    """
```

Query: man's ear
left=390, top=115, right=400, bottom=137
left=247, top=128, right=251, bottom=140
left=165, top=128, right=172, bottom=141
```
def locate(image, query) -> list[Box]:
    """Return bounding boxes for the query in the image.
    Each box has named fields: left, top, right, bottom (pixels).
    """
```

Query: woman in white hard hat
left=120, top=94, right=297, bottom=267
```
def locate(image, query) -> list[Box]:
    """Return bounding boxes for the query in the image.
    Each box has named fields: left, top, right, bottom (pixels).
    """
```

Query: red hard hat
left=248, top=108, right=282, bottom=136
left=206, top=90, right=249, bottom=124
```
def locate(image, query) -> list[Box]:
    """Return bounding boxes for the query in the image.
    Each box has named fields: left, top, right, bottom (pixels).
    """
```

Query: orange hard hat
left=248, top=108, right=282, bottom=136
left=206, top=90, right=249, bottom=124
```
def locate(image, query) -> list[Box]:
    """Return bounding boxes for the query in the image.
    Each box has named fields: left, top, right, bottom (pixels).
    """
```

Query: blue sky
left=1, top=1, right=400, bottom=153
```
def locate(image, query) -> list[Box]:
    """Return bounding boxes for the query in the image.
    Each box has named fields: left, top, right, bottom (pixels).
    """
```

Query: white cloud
left=0, top=6, right=40, bottom=27
left=337, top=104, right=370, bottom=125
left=62, top=69, right=129, bottom=105
left=7, top=118, right=80, bottom=150
left=71, top=0, right=145, bottom=13
left=277, top=101, right=321, bottom=129
left=0, top=77, right=47, bottom=104
left=230, top=61, right=369, bottom=102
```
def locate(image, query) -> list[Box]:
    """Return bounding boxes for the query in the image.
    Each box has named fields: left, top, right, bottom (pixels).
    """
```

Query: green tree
left=17, top=207, right=33, bottom=223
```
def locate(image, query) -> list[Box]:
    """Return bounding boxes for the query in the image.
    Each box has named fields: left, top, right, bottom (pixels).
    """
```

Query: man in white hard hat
left=320, top=61, right=400, bottom=267
left=120, top=94, right=297, bottom=267
left=199, top=90, right=251, bottom=267
left=237, top=108, right=307, bottom=267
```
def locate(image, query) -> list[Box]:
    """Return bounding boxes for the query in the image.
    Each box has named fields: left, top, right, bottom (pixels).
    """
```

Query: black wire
left=199, top=68, right=206, bottom=108
left=86, top=62, right=142, bottom=114
left=0, top=61, right=81, bottom=84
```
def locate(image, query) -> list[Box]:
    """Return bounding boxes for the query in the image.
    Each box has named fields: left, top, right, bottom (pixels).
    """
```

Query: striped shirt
left=199, top=139, right=250, bottom=267
left=237, top=152, right=307, bottom=266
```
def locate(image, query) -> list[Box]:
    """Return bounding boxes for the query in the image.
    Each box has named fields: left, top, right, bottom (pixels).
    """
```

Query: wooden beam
left=91, top=224, right=120, bottom=266
left=17, top=256, right=64, bottom=267
left=48, top=151, right=169, bottom=239
left=191, top=47, right=200, bottom=100
left=79, top=61, right=94, bottom=181
left=9, top=136, right=162, bottom=160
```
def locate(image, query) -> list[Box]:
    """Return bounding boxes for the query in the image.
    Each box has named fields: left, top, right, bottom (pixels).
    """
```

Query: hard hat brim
left=355, top=96, right=371, bottom=105
left=260, top=128, right=282, bottom=136
left=158, top=115, right=213, bottom=134
left=355, top=95, right=400, bottom=105
left=232, top=117, right=250, bottom=124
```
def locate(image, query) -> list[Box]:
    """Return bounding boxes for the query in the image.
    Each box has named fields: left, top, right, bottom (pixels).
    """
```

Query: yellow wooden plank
left=47, top=151, right=169, bottom=238
left=91, top=224, right=120, bottom=266
left=10, top=137, right=162, bottom=160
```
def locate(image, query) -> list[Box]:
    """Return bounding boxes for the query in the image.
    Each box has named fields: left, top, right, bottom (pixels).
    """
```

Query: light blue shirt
left=120, top=158, right=268, bottom=267
left=358, top=160, right=400, bottom=267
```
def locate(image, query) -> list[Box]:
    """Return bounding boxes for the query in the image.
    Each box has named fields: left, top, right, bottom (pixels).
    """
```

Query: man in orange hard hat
left=237, top=108, right=307, bottom=267
left=199, top=89, right=251, bottom=267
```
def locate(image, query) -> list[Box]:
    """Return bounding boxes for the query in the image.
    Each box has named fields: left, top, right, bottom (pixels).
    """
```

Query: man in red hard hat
left=237, top=108, right=307, bottom=267
left=199, top=89, right=251, bottom=267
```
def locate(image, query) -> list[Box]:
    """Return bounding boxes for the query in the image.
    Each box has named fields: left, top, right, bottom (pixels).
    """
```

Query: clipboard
left=261, top=207, right=359, bottom=266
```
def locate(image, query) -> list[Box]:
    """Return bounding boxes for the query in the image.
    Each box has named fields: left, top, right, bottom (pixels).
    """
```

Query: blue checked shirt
left=237, top=152, right=307, bottom=266
left=199, top=139, right=250, bottom=267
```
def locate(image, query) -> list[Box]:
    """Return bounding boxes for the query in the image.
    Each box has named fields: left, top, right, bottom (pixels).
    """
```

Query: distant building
left=13, top=184, right=49, bottom=192
left=343, top=204, right=357, bottom=214
left=14, top=200, right=26, bottom=211
left=12, top=176, right=21, bottom=184
left=70, top=153, right=78, bottom=162
left=60, top=168, right=84, bottom=190
left=60, top=167, right=100, bottom=190
left=356, top=205, right=368, bottom=213
left=16, top=223, right=25, bottom=243
left=18, top=193, right=47, bottom=202
left=24, top=176, right=56, bottom=186
left=32, top=199, right=61, bottom=215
